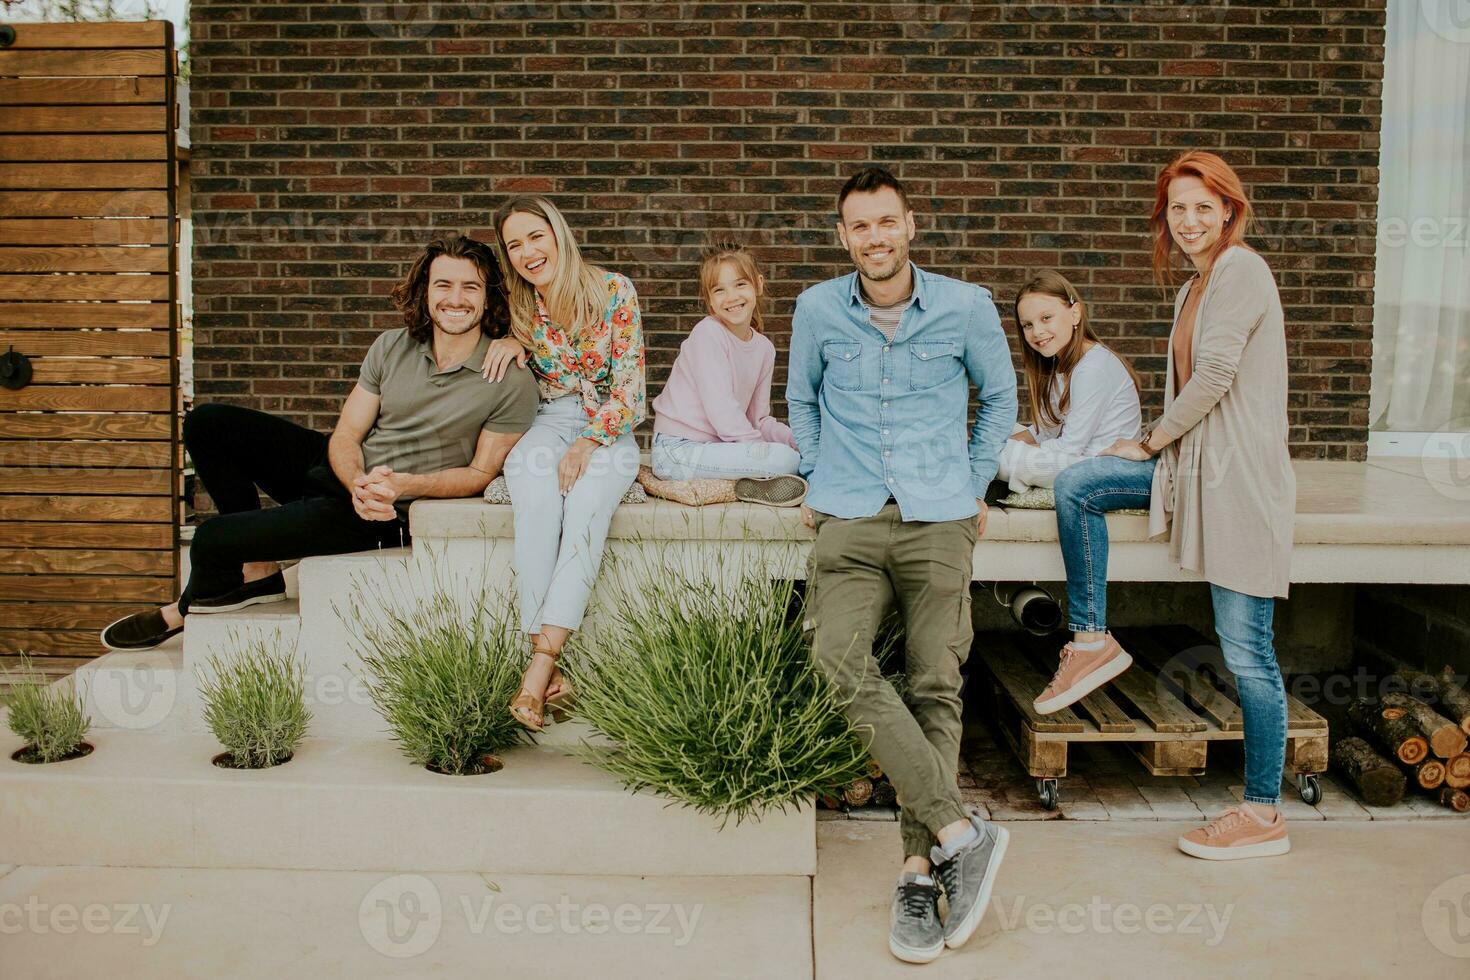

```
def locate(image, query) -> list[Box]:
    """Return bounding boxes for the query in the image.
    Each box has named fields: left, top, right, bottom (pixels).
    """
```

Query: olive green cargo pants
left=806, top=504, right=976, bottom=858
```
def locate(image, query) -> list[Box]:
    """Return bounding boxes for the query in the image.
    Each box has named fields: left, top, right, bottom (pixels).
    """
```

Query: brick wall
left=190, top=0, right=1386, bottom=458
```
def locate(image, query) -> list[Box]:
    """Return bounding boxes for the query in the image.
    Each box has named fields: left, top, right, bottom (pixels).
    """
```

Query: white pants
left=650, top=432, right=802, bottom=481
left=996, top=425, right=1087, bottom=492
left=504, top=396, right=639, bottom=634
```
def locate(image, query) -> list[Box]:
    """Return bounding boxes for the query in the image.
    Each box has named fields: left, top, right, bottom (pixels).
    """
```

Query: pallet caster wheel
left=1036, top=778, right=1060, bottom=810
left=1296, top=773, right=1321, bottom=805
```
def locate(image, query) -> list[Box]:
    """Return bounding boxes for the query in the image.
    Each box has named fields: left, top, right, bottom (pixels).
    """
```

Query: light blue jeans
left=650, top=432, right=801, bottom=481
left=503, top=396, right=639, bottom=634
left=1053, top=454, right=1287, bottom=805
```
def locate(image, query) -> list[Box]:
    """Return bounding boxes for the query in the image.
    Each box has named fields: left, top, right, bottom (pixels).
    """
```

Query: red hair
left=1149, top=151, right=1253, bottom=289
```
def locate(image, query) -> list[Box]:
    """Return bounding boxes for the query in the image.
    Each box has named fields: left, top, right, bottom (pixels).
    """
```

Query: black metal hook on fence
left=0, top=346, right=32, bottom=391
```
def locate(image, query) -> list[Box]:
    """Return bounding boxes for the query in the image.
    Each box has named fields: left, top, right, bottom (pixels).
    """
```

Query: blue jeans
left=1054, top=455, right=1287, bottom=805
left=1053, top=455, right=1157, bottom=633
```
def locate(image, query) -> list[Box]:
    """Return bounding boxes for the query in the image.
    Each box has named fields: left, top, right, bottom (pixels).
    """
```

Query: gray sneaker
left=889, top=872, right=944, bottom=964
left=930, top=808, right=1009, bottom=950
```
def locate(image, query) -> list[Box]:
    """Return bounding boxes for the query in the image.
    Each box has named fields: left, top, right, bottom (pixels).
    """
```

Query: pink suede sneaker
left=1178, top=805, right=1291, bottom=861
left=1032, top=633, right=1134, bottom=715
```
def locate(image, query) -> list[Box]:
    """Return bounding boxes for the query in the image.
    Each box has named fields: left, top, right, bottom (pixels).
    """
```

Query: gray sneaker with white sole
left=930, top=808, right=1009, bottom=949
left=733, top=474, right=807, bottom=507
left=889, top=872, right=944, bottom=964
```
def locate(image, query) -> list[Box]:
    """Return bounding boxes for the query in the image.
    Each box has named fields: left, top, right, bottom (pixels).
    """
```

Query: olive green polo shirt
left=356, top=328, right=538, bottom=498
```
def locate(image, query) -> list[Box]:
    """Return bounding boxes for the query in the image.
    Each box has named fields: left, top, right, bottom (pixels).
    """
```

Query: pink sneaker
left=1178, top=805, right=1291, bottom=861
left=1032, top=633, right=1134, bottom=715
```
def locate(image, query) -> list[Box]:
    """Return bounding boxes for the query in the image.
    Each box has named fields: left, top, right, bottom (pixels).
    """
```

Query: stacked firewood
left=819, top=757, right=900, bottom=812
left=1333, top=667, right=1470, bottom=812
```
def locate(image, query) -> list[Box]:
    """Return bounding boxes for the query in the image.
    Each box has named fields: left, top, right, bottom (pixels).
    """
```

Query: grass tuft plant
left=197, top=630, right=310, bottom=768
left=574, top=546, right=871, bottom=825
left=3, top=657, right=91, bottom=763
left=340, top=562, right=530, bottom=775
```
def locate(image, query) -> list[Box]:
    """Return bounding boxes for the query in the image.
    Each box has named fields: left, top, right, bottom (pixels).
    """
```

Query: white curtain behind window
left=1370, top=0, right=1470, bottom=433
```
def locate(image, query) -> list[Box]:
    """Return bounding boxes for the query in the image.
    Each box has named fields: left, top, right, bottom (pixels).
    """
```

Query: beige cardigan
left=1148, top=246, right=1296, bottom=598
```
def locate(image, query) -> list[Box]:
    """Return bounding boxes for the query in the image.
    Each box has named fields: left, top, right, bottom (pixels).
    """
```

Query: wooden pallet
left=976, top=628, right=1329, bottom=783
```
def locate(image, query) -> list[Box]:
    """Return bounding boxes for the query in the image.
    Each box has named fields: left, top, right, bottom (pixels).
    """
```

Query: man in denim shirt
left=787, top=167, right=1017, bottom=964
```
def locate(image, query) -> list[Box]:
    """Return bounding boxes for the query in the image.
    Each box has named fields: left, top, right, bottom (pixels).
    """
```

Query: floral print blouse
left=529, top=270, right=647, bottom=445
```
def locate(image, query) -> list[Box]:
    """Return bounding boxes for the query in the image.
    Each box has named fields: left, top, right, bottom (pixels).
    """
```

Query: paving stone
left=1132, top=781, right=1203, bottom=820
left=1090, top=781, right=1159, bottom=820
left=1058, top=800, right=1109, bottom=820
left=1308, top=774, right=1372, bottom=821
left=988, top=785, right=1063, bottom=821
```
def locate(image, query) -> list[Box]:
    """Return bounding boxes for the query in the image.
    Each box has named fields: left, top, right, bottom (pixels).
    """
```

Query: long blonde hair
left=1013, top=270, right=1139, bottom=430
left=493, top=195, right=605, bottom=348
left=698, top=241, right=766, bottom=333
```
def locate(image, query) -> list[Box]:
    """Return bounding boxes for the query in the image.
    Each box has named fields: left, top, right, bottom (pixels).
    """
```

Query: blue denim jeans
left=1054, top=455, right=1287, bottom=805
left=1210, top=584, right=1287, bottom=805
left=1053, top=455, right=1157, bottom=633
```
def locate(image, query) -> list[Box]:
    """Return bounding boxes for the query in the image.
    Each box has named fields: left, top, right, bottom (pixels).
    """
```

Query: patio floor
left=3, top=816, right=1467, bottom=978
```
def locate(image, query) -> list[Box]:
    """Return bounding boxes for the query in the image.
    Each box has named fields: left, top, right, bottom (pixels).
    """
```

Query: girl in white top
left=998, top=270, right=1143, bottom=492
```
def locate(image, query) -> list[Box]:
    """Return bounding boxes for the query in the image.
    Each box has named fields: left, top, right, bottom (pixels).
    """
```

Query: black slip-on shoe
left=188, top=571, right=288, bottom=614
left=101, top=609, right=183, bottom=652
left=733, top=474, right=808, bottom=507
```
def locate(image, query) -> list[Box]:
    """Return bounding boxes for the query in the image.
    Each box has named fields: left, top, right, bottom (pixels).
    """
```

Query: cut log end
left=1414, top=759, right=1447, bottom=791
left=842, top=777, right=874, bottom=808
left=1349, top=698, right=1430, bottom=765
left=1444, top=753, right=1470, bottom=790
left=1439, top=786, right=1470, bottom=813
left=1382, top=692, right=1469, bottom=759
left=871, top=779, right=897, bottom=808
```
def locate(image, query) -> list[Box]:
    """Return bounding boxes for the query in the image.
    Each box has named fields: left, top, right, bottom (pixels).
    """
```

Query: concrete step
left=0, top=864, right=811, bottom=979
left=293, top=547, right=415, bottom=738
left=0, top=726, right=814, bottom=878
left=71, top=644, right=187, bottom=737
left=179, top=598, right=305, bottom=736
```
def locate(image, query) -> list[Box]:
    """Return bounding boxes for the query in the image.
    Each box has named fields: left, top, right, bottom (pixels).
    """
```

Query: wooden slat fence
left=0, top=20, right=180, bottom=675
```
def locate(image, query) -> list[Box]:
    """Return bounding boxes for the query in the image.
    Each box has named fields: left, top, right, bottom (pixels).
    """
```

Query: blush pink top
left=651, top=316, right=796, bottom=447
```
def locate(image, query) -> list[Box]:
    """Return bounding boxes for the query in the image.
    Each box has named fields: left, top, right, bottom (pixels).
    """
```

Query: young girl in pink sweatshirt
left=650, top=242, right=806, bottom=505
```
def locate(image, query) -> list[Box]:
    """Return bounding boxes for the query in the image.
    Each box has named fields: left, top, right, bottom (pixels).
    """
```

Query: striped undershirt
left=859, top=285, right=915, bottom=341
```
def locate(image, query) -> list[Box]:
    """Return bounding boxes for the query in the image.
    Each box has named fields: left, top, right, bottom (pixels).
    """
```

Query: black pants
left=179, top=404, right=407, bottom=614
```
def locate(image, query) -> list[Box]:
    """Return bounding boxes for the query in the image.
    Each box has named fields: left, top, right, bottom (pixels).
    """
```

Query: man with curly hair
left=101, top=235, right=538, bottom=651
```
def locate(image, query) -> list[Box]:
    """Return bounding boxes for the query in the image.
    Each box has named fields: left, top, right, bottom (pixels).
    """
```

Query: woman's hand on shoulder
left=482, top=337, right=528, bottom=383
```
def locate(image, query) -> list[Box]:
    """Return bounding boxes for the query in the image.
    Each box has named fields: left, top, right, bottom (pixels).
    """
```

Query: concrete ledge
left=0, top=726, right=815, bottom=877
left=409, top=460, right=1470, bottom=585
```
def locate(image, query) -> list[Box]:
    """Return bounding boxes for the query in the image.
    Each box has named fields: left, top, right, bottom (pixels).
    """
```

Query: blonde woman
left=483, top=196, right=646, bottom=731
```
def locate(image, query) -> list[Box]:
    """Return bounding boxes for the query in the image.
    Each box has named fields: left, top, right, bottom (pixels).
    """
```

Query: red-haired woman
left=1033, top=151, right=1297, bottom=860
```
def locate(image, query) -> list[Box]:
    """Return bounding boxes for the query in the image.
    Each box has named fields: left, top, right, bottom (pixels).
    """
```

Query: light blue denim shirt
left=786, top=264, right=1018, bottom=522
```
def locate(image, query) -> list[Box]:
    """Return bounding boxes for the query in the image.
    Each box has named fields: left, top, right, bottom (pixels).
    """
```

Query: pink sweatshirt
left=652, top=316, right=797, bottom=447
